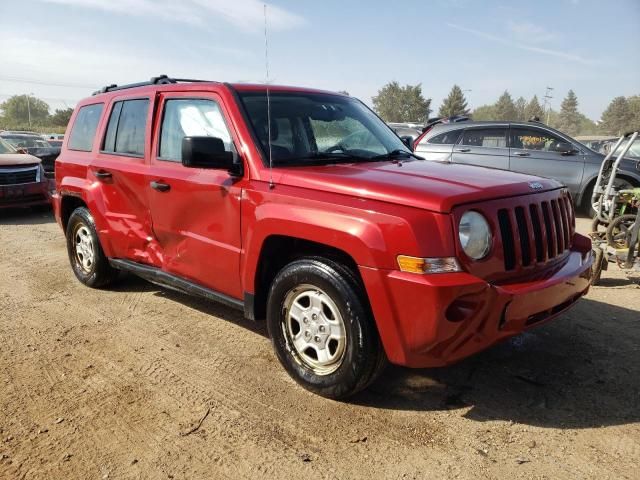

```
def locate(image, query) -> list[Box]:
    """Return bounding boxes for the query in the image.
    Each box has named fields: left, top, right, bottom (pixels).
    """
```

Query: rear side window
left=102, top=99, right=149, bottom=156
left=461, top=128, right=507, bottom=148
left=427, top=129, right=463, bottom=145
left=68, top=103, right=103, bottom=151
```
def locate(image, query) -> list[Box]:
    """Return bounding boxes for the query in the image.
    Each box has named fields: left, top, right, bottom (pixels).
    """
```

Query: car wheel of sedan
left=66, top=207, right=118, bottom=288
left=266, top=257, right=386, bottom=399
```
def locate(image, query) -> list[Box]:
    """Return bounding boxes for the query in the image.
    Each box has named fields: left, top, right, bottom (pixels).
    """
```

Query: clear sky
left=1, top=0, right=638, bottom=120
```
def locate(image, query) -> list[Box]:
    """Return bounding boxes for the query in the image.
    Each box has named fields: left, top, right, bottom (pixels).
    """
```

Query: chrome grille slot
left=0, top=167, right=39, bottom=185
left=496, top=191, right=573, bottom=271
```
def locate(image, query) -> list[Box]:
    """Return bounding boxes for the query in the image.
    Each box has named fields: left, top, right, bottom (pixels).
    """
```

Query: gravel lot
left=0, top=210, right=638, bottom=479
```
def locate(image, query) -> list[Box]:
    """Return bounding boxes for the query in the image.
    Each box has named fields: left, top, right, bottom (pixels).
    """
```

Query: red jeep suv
left=53, top=76, right=593, bottom=399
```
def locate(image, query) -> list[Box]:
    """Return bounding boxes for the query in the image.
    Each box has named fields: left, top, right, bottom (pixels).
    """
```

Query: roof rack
left=92, top=75, right=214, bottom=95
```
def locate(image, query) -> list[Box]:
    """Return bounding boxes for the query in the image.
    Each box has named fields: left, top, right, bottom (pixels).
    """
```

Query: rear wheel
left=266, top=257, right=385, bottom=399
left=66, top=207, right=118, bottom=288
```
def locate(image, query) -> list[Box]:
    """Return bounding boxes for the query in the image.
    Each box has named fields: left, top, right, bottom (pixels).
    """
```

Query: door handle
left=455, top=148, right=471, bottom=153
left=150, top=180, right=171, bottom=192
left=514, top=151, right=530, bottom=157
left=94, top=170, right=112, bottom=180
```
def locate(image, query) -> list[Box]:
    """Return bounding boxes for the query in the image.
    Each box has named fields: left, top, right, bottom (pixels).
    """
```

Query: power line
left=0, top=76, right=97, bottom=89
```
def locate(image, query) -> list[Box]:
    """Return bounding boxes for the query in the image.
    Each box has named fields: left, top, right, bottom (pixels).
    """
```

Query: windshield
left=2, top=136, right=51, bottom=149
left=0, top=138, right=18, bottom=154
left=613, top=138, right=640, bottom=159
left=238, top=91, right=410, bottom=166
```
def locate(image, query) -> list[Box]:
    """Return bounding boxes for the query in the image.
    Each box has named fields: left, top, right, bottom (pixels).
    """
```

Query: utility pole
left=543, top=86, right=554, bottom=124
left=462, top=89, right=472, bottom=112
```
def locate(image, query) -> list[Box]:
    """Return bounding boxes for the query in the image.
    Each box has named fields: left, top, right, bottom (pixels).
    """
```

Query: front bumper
left=360, top=234, right=593, bottom=368
left=0, top=181, right=51, bottom=209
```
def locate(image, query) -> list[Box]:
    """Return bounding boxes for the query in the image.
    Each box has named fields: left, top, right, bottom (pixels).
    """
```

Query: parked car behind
left=414, top=121, right=640, bottom=212
left=0, top=132, right=59, bottom=174
left=612, top=136, right=640, bottom=159
left=0, top=137, right=51, bottom=209
left=389, top=125, right=422, bottom=140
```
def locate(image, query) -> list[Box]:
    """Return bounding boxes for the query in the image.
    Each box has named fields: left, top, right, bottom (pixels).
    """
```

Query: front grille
left=497, top=192, right=574, bottom=271
left=0, top=167, right=39, bottom=185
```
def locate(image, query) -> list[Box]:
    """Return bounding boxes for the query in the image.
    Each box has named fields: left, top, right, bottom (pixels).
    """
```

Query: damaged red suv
left=53, top=76, right=593, bottom=399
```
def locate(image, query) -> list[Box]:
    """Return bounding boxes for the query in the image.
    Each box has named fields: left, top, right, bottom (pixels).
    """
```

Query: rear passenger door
left=509, top=126, right=585, bottom=193
left=451, top=126, right=510, bottom=169
left=89, top=96, right=154, bottom=263
left=147, top=92, right=243, bottom=299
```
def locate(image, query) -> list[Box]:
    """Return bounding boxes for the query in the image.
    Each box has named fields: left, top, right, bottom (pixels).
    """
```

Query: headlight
left=459, top=211, right=492, bottom=260
left=38, top=164, right=46, bottom=182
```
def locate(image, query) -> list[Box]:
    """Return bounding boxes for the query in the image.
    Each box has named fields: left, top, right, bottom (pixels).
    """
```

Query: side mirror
left=181, top=136, right=242, bottom=176
left=552, top=141, right=578, bottom=155
left=400, top=135, right=415, bottom=151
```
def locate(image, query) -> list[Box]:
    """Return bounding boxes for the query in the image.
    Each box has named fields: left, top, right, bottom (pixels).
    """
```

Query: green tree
left=494, top=91, right=517, bottom=120
left=600, top=96, right=631, bottom=135
left=372, top=82, right=432, bottom=123
left=556, top=90, right=581, bottom=135
left=577, top=113, right=598, bottom=135
left=627, top=95, right=640, bottom=132
left=524, top=95, right=545, bottom=121
left=438, top=85, right=469, bottom=117
left=514, top=96, right=527, bottom=121
left=471, top=104, right=496, bottom=121
left=0, top=94, right=50, bottom=125
left=50, top=107, right=74, bottom=127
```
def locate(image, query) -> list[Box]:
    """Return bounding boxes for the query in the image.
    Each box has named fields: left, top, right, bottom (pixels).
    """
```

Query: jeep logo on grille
left=528, top=182, right=544, bottom=190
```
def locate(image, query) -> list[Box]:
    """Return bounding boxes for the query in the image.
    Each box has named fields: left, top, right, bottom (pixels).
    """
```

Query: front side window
left=238, top=91, right=410, bottom=166
left=510, top=127, right=569, bottom=152
left=427, top=129, right=463, bottom=145
left=67, top=103, right=104, bottom=151
left=159, top=98, right=233, bottom=162
left=102, top=99, right=149, bottom=156
left=461, top=128, right=507, bottom=148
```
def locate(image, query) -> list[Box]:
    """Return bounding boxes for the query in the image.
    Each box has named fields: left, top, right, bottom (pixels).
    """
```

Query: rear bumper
left=360, top=233, right=593, bottom=368
left=0, top=181, right=51, bottom=209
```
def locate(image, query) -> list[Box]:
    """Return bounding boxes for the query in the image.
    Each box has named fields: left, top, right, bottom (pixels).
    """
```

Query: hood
left=277, top=160, right=562, bottom=213
left=0, top=153, right=42, bottom=167
left=590, top=151, right=640, bottom=173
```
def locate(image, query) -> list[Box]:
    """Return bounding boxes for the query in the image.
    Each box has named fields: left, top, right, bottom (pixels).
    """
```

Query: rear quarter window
left=427, top=129, right=463, bottom=145
left=68, top=103, right=104, bottom=152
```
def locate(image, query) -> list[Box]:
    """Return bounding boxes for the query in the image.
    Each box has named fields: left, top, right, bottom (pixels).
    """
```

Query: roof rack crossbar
left=92, top=75, right=215, bottom=95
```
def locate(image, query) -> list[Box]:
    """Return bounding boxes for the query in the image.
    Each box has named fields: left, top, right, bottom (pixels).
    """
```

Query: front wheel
left=266, top=257, right=385, bottom=399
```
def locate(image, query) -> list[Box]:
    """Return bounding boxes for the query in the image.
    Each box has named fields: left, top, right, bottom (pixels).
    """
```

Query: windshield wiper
left=295, top=152, right=372, bottom=163
left=370, top=149, right=424, bottom=161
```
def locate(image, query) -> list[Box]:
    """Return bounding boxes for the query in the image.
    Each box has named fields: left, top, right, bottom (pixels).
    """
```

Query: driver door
left=509, top=126, right=584, bottom=193
left=147, top=92, right=243, bottom=299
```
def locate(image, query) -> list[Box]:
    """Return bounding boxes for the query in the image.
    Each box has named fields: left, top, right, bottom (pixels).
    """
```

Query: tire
left=591, top=247, right=604, bottom=286
left=266, top=257, right=386, bottom=399
left=66, top=207, right=118, bottom=288
left=606, top=214, right=637, bottom=249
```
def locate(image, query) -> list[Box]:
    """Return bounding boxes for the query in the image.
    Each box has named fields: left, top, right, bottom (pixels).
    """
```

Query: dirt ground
left=0, top=209, right=638, bottom=480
